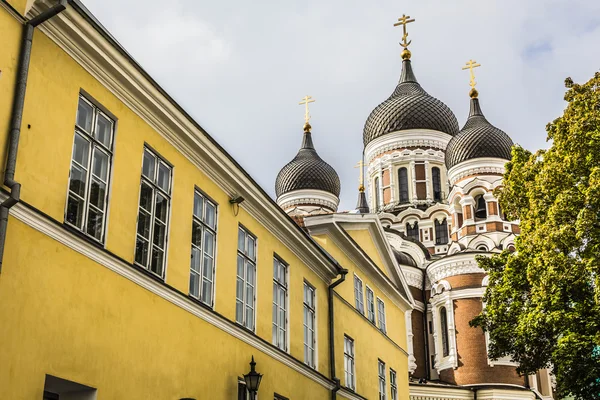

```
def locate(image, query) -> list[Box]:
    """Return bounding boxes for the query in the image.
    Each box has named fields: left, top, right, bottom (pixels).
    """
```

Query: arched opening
left=453, top=197, right=463, bottom=230
left=406, top=221, right=419, bottom=242
left=374, top=177, right=380, bottom=210
left=477, top=245, right=488, bottom=251
left=398, top=167, right=409, bottom=203
left=432, top=167, right=442, bottom=201
left=440, top=307, right=449, bottom=357
left=434, top=218, right=448, bottom=245
left=474, top=195, right=487, bottom=220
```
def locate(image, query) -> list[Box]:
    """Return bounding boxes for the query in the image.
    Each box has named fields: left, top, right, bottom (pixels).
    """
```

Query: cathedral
left=275, top=16, right=555, bottom=400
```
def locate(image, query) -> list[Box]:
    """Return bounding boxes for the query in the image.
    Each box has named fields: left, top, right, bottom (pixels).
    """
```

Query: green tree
left=471, top=72, right=600, bottom=400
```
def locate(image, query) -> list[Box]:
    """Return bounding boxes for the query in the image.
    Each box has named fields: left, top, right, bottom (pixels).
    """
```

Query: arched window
left=435, top=219, right=448, bottom=245
left=374, top=177, right=380, bottom=210
left=432, top=167, right=442, bottom=201
left=406, top=222, right=419, bottom=242
left=475, top=195, right=487, bottom=220
left=440, top=307, right=449, bottom=357
left=477, top=245, right=488, bottom=251
left=398, top=168, right=409, bottom=203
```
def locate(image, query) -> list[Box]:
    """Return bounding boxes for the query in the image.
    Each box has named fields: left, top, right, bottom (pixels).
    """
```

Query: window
left=134, top=147, right=172, bottom=277
left=377, top=298, right=387, bottom=333
left=398, top=167, right=409, bottom=203
left=237, top=378, right=249, bottom=400
left=344, top=335, right=355, bottom=390
left=303, top=281, right=316, bottom=368
left=236, top=227, right=257, bottom=330
left=432, top=167, right=442, bottom=201
left=406, top=222, right=419, bottom=242
left=366, top=287, right=375, bottom=323
left=65, top=95, right=115, bottom=242
left=435, top=219, right=448, bottom=245
left=273, top=257, right=288, bottom=351
left=475, top=195, right=487, bottom=219
left=390, top=369, right=397, bottom=400
left=43, top=375, right=96, bottom=400
left=354, top=275, right=364, bottom=314
left=440, top=307, right=449, bottom=357
left=189, top=190, right=217, bottom=306
left=374, top=176, right=381, bottom=209
left=378, top=360, right=386, bottom=400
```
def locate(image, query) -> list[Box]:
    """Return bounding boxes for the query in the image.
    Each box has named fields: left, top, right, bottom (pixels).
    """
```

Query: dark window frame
left=440, top=306, right=450, bottom=357
left=398, top=167, right=409, bottom=203
left=435, top=218, right=449, bottom=245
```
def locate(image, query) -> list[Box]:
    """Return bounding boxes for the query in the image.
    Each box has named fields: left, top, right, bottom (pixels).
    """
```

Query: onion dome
left=275, top=124, right=341, bottom=198
left=445, top=95, right=514, bottom=170
left=392, top=248, right=417, bottom=267
left=363, top=55, right=460, bottom=147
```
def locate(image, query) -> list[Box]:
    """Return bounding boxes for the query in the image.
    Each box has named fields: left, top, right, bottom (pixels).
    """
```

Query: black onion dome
left=275, top=130, right=341, bottom=198
left=392, top=248, right=417, bottom=268
left=363, top=59, right=459, bottom=147
left=445, top=97, right=514, bottom=170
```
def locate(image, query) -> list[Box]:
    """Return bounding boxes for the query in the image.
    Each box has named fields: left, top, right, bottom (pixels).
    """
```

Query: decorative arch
left=482, top=275, right=489, bottom=287
left=431, top=280, right=451, bottom=296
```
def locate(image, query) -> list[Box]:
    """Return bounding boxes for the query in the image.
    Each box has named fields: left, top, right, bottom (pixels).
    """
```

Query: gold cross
left=394, top=14, right=415, bottom=49
left=354, top=160, right=365, bottom=191
left=462, top=59, right=481, bottom=90
left=299, top=95, right=315, bottom=124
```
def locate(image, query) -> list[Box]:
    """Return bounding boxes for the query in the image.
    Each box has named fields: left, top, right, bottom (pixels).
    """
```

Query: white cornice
left=447, top=158, right=507, bottom=186
left=277, top=189, right=339, bottom=213
left=28, top=1, right=338, bottom=282
left=427, top=253, right=486, bottom=283
left=364, top=129, right=453, bottom=164
left=4, top=195, right=334, bottom=390
left=402, top=266, right=424, bottom=289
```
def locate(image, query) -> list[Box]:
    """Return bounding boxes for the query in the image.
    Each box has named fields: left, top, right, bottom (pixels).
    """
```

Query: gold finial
left=354, top=160, right=365, bottom=192
left=299, top=95, right=315, bottom=131
left=462, top=59, right=481, bottom=98
left=394, top=14, right=415, bottom=59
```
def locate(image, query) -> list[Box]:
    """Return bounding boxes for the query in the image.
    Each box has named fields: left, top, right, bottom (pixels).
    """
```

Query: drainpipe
left=422, top=267, right=431, bottom=380
left=471, top=387, right=477, bottom=400
left=0, top=0, right=68, bottom=273
left=328, top=267, right=348, bottom=400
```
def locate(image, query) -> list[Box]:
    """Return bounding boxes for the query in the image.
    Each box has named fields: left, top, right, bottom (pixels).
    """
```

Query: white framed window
left=377, top=298, right=387, bottom=334
left=189, top=190, right=217, bottom=306
left=134, top=147, right=172, bottom=278
left=272, top=256, right=288, bottom=351
left=65, top=95, right=115, bottom=243
left=378, top=359, right=386, bottom=400
left=236, top=226, right=256, bottom=331
left=390, top=368, right=397, bottom=400
left=366, top=286, right=375, bottom=323
left=303, top=281, right=316, bottom=368
left=354, top=274, right=364, bottom=314
left=344, top=335, right=355, bottom=390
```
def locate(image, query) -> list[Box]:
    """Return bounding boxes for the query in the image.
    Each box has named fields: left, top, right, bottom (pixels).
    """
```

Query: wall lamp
left=243, top=356, right=263, bottom=400
left=229, top=195, right=245, bottom=205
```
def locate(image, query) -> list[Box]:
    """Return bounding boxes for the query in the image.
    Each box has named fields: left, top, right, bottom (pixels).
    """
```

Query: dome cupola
left=276, top=97, right=341, bottom=215
left=363, top=53, right=459, bottom=148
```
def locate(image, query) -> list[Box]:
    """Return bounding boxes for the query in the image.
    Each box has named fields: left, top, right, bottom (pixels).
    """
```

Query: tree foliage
left=471, top=72, right=600, bottom=400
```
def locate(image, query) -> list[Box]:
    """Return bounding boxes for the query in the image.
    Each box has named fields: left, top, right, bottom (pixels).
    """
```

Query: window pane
left=76, top=99, right=93, bottom=132
left=89, top=178, right=106, bottom=210
left=142, top=150, right=155, bottom=180
left=193, top=193, right=204, bottom=219
left=86, top=208, right=103, bottom=240
left=69, top=164, right=87, bottom=197
left=191, top=221, right=202, bottom=247
left=203, top=230, right=214, bottom=257
left=157, top=162, right=170, bottom=192
left=191, top=247, right=201, bottom=272
left=155, top=193, right=168, bottom=223
left=135, top=237, right=149, bottom=266
left=72, top=133, right=90, bottom=166
left=139, top=182, right=153, bottom=212
left=238, top=228, right=245, bottom=251
left=235, top=300, right=244, bottom=323
left=246, top=262, right=255, bottom=285
left=189, top=271, right=199, bottom=297
left=202, top=255, right=213, bottom=281
left=95, top=113, right=112, bottom=148
left=237, top=255, right=244, bottom=278
left=66, top=195, right=85, bottom=227
left=201, top=278, right=212, bottom=304
left=236, top=276, right=244, bottom=300
left=205, top=201, right=216, bottom=229
left=150, top=247, right=164, bottom=276
left=153, top=221, right=166, bottom=249
left=92, top=149, right=109, bottom=181
left=245, top=305, right=254, bottom=330
left=137, top=209, right=151, bottom=239
left=247, top=236, right=255, bottom=260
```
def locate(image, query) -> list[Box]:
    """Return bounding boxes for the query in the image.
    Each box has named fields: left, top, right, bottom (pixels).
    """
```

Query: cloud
left=81, top=0, right=600, bottom=211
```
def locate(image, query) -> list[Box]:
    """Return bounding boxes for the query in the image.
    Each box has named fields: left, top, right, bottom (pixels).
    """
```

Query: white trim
left=427, top=253, right=486, bottom=283
left=4, top=197, right=334, bottom=390
left=364, top=129, right=453, bottom=165
left=276, top=189, right=339, bottom=213
left=430, top=291, right=459, bottom=372
left=27, top=0, right=339, bottom=284
left=447, top=158, right=507, bottom=186
left=409, top=385, right=534, bottom=400
left=338, top=387, right=368, bottom=400
left=405, top=310, right=417, bottom=374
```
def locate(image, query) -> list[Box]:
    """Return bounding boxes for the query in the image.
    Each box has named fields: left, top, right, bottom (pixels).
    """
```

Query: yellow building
left=0, top=0, right=414, bottom=399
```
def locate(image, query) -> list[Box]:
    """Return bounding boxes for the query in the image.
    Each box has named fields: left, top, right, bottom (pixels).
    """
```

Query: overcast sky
left=83, top=0, right=600, bottom=211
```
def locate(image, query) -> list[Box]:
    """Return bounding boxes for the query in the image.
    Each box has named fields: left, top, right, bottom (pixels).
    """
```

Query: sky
left=82, top=0, right=600, bottom=211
